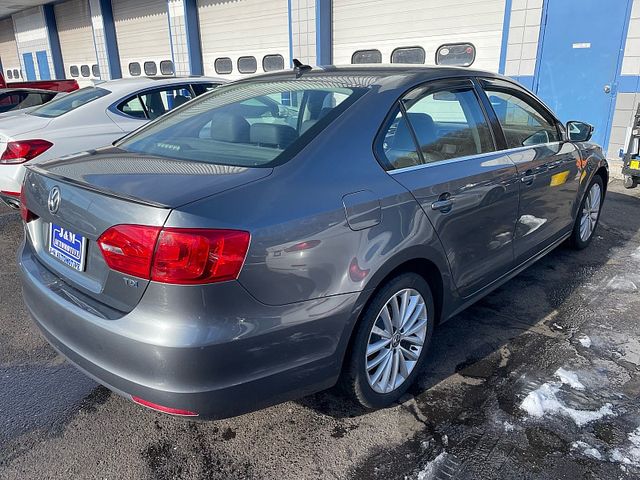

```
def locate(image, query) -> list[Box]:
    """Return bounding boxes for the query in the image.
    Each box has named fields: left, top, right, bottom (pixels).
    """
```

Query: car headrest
left=391, top=112, right=436, bottom=149
left=250, top=123, right=298, bottom=149
left=173, top=95, right=190, bottom=108
left=210, top=112, right=250, bottom=143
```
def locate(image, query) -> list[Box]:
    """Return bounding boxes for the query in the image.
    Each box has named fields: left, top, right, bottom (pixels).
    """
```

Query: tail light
left=0, top=139, right=53, bottom=164
left=19, top=184, right=36, bottom=223
left=98, top=225, right=250, bottom=284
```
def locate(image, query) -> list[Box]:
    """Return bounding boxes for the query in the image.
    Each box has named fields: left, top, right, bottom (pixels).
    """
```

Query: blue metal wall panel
left=498, top=0, right=512, bottom=75
left=43, top=4, right=65, bottom=79
left=316, top=0, right=332, bottom=66
left=184, top=0, right=203, bottom=75
left=23, top=53, right=36, bottom=81
left=99, top=0, right=122, bottom=79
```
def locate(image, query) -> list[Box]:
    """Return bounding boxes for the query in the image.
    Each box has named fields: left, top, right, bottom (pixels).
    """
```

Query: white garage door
left=333, top=0, right=506, bottom=71
left=0, top=18, right=21, bottom=80
left=55, top=0, right=99, bottom=84
left=198, top=0, right=289, bottom=79
left=112, top=0, right=173, bottom=77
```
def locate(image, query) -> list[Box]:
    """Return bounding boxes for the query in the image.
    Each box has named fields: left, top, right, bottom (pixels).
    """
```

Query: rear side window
left=118, top=81, right=367, bottom=167
left=379, top=84, right=494, bottom=170
left=30, top=87, right=110, bottom=118
left=352, top=49, right=382, bottom=64
left=391, top=47, right=425, bottom=64
left=482, top=81, right=560, bottom=148
left=214, top=57, right=233, bottom=74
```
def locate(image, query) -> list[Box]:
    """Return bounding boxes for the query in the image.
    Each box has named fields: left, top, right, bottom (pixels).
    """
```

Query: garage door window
left=263, top=54, right=285, bottom=72
left=81, top=65, right=90, bottom=77
left=129, top=62, right=141, bottom=76
left=70, top=66, right=79, bottom=77
left=238, top=56, right=257, bottom=74
left=144, top=61, right=157, bottom=76
left=160, top=60, right=174, bottom=76
left=391, top=47, right=425, bottom=64
left=352, top=49, right=382, bottom=64
left=92, top=64, right=100, bottom=77
left=6, top=70, right=12, bottom=80
left=214, top=57, right=233, bottom=74
left=436, top=43, right=476, bottom=67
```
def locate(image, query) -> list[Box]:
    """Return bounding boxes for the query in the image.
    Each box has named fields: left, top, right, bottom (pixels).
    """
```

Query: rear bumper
left=19, top=239, right=358, bottom=419
left=0, top=164, right=25, bottom=198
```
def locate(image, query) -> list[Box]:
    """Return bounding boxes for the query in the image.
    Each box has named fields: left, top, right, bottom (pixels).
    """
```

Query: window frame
left=92, top=64, right=100, bottom=77
left=129, top=62, right=142, bottom=77
left=6, top=70, right=13, bottom=80
left=69, top=65, right=79, bottom=78
left=374, top=77, right=498, bottom=172
left=476, top=76, right=564, bottom=151
left=144, top=61, right=158, bottom=76
left=159, top=60, right=174, bottom=76
left=80, top=65, right=90, bottom=77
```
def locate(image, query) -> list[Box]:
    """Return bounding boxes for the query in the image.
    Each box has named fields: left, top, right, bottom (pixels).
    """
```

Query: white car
left=0, top=76, right=223, bottom=206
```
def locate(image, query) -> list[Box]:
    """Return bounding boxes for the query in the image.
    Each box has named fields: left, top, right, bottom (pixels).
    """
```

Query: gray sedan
left=18, top=65, right=607, bottom=419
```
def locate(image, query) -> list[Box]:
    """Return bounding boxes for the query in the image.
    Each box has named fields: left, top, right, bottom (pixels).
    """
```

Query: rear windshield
left=117, top=80, right=368, bottom=167
left=30, top=87, right=110, bottom=118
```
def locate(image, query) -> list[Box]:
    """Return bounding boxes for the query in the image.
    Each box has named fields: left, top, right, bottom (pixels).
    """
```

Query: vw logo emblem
left=48, top=187, right=61, bottom=215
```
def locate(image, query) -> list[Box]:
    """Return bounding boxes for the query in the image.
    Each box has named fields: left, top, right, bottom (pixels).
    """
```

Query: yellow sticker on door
left=550, top=170, right=570, bottom=187
left=630, top=160, right=640, bottom=170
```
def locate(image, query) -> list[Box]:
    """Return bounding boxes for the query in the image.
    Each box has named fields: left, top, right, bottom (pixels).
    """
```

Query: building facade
left=0, top=0, right=636, bottom=169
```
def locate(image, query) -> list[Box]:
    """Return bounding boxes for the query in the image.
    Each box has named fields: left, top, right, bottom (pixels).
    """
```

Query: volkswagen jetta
left=19, top=65, right=607, bottom=418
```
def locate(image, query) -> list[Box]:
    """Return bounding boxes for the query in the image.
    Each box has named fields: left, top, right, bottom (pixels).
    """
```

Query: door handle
left=521, top=170, right=535, bottom=185
left=431, top=193, right=454, bottom=213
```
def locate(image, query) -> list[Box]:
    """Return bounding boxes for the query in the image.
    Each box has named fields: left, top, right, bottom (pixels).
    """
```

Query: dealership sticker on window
left=572, top=43, right=591, bottom=49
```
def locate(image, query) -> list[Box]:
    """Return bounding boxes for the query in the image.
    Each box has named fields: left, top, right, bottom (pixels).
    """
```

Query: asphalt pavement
left=0, top=181, right=639, bottom=480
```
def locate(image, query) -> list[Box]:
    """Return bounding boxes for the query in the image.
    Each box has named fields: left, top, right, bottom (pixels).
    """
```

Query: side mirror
left=566, top=121, right=594, bottom=142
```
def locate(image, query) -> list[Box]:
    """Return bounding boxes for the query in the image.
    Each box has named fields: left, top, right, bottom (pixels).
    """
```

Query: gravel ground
left=0, top=181, right=639, bottom=480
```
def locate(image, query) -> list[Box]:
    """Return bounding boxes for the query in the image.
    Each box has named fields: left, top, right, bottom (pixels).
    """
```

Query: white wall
left=55, top=0, right=98, bottom=85
left=503, top=0, right=543, bottom=78
left=198, top=0, right=290, bottom=79
left=332, top=0, right=505, bottom=71
left=0, top=17, right=21, bottom=79
left=12, top=6, right=55, bottom=80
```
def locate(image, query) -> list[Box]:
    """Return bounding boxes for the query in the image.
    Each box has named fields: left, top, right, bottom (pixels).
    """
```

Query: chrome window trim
left=388, top=141, right=564, bottom=175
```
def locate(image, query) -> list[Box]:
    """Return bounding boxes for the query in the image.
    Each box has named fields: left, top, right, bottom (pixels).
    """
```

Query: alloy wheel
left=365, top=288, right=428, bottom=394
left=579, top=183, right=602, bottom=242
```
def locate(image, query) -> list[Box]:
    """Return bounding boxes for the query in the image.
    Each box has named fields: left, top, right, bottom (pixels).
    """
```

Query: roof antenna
left=293, top=59, right=312, bottom=78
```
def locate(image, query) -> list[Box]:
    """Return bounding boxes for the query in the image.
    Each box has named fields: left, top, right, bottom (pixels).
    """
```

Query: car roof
left=93, top=76, right=226, bottom=94
left=233, top=64, right=504, bottom=89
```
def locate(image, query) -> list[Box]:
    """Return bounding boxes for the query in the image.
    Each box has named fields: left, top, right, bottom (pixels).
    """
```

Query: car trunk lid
left=22, top=152, right=271, bottom=313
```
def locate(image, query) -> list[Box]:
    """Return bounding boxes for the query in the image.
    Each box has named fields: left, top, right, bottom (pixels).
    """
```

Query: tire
left=341, top=273, right=435, bottom=409
left=570, top=175, right=604, bottom=250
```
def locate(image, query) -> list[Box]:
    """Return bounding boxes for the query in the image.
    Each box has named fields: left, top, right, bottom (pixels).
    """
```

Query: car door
left=381, top=78, right=520, bottom=298
left=478, top=78, right=582, bottom=264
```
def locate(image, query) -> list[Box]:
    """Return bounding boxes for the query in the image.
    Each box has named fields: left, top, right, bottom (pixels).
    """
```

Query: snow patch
left=554, top=368, right=585, bottom=390
left=520, top=370, right=614, bottom=426
left=572, top=441, right=603, bottom=460
left=416, top=452, right=447, bottom=480
left=504, top=421, right=515, bottom=432
left=578, top=335, right=592, bottom=348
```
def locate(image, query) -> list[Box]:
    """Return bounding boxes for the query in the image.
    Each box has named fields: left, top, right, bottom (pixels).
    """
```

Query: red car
left=0, top=72, right=78, bottom=93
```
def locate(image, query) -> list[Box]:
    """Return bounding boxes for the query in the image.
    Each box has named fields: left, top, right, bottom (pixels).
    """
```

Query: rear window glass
left=118, top=81, right=368, bottom=168
left=30, top=87, right=110, bottom=118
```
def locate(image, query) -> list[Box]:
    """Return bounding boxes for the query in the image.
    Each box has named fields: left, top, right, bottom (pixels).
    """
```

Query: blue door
left=22, top=53, right=36, bottom=81
left=35, top=51, right=51, bottom=80
left=535, top=0, right=631, bottom=148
